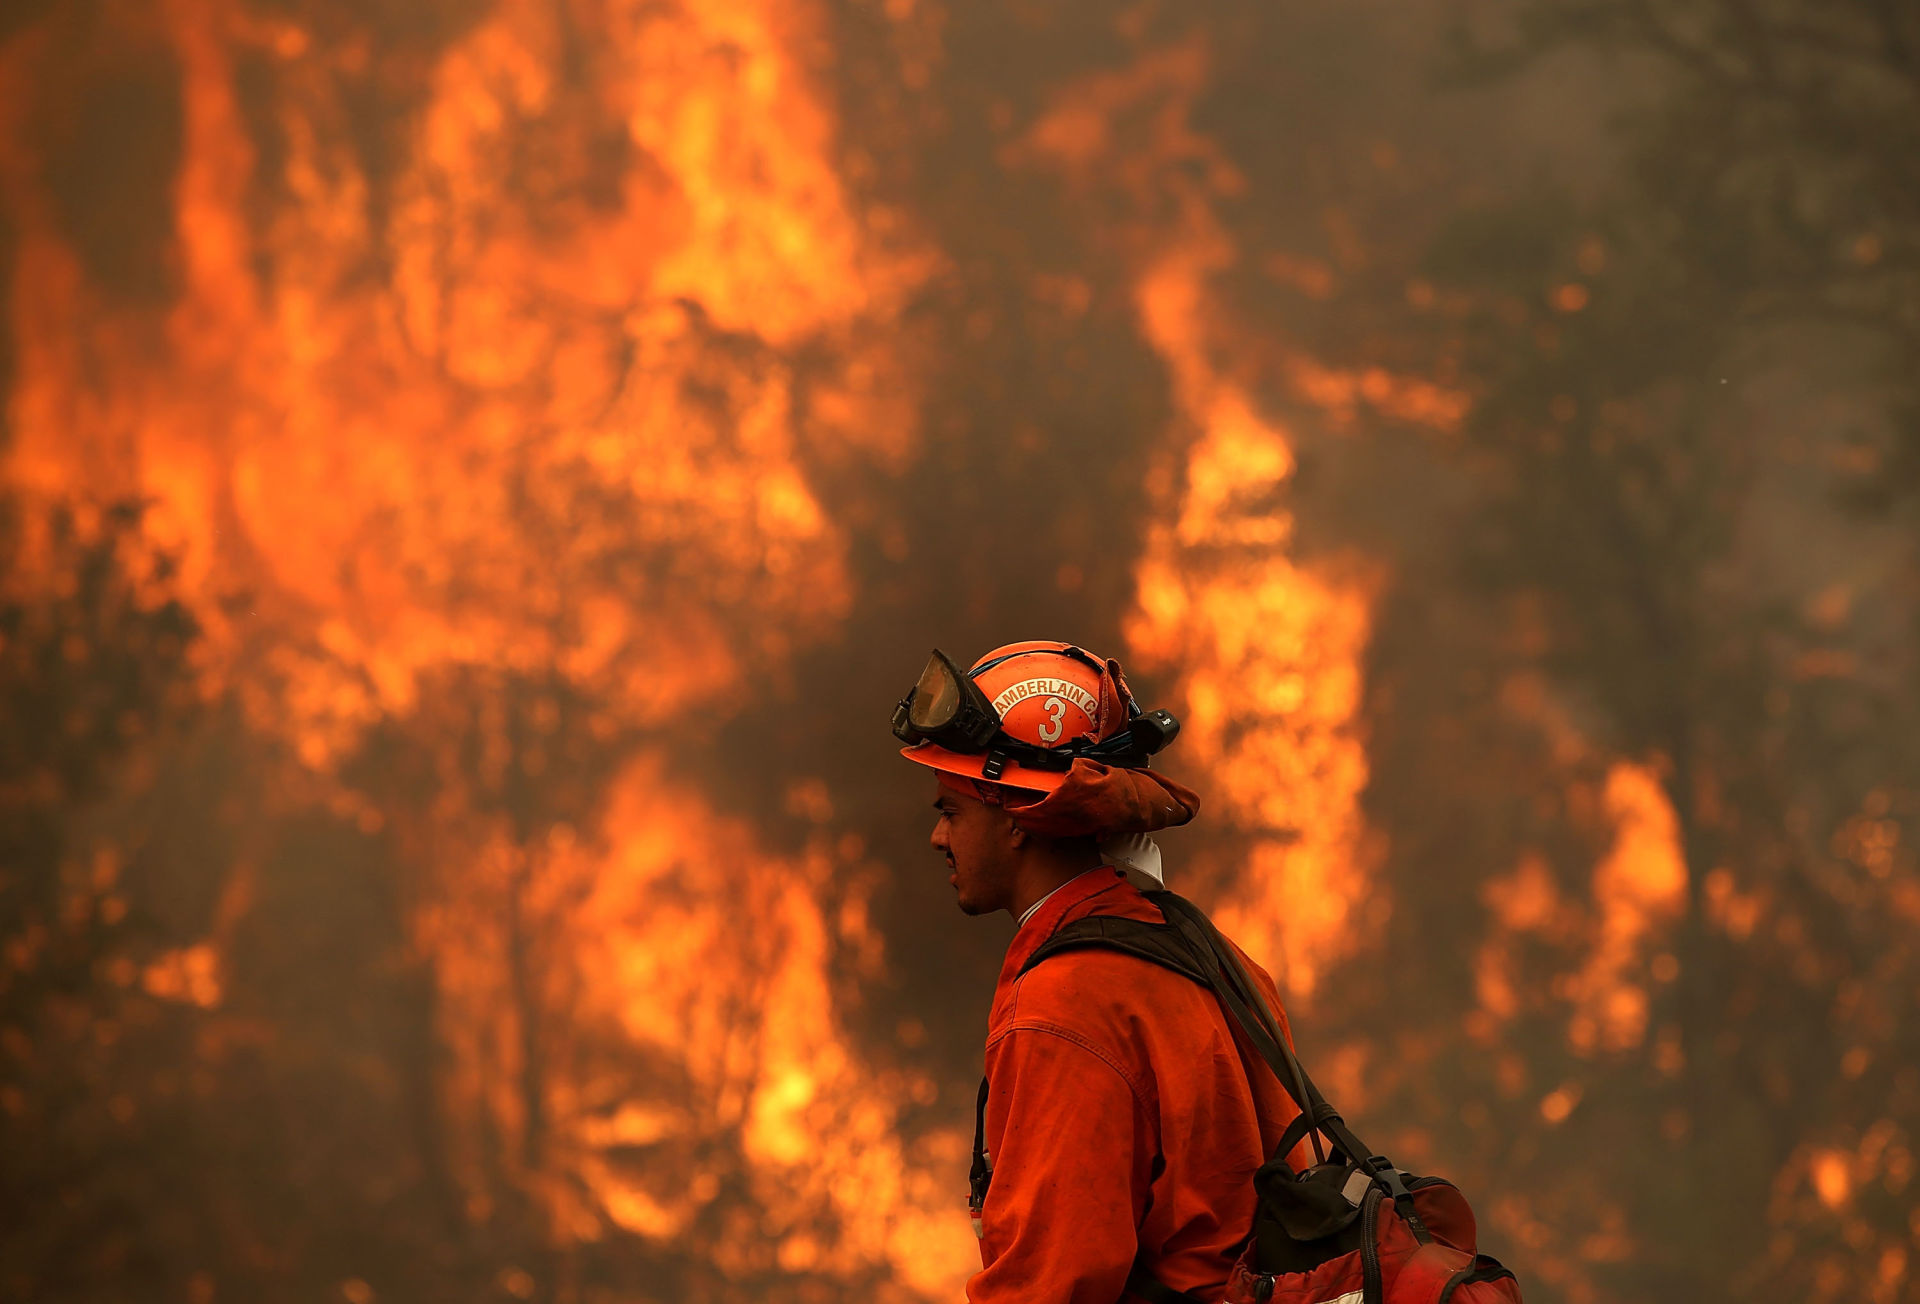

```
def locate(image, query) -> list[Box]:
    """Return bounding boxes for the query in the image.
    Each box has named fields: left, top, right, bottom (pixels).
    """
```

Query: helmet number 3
left=1037, top=695, right=1067, bottom=743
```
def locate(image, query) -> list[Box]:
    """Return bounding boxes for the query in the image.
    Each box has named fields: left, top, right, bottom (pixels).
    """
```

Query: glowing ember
left=1811, top=1149, right=1851, bottom=1210
left=141, top=943, right=223, bottom=1008
left=1538, top=1084, right=1581, bottom=1125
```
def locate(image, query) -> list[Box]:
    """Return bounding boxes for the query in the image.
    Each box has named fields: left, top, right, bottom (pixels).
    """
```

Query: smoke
left=4, top=2, right=1916, bottom=1302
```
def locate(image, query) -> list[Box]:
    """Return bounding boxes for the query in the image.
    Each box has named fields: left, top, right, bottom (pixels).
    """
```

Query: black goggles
left=891, top=648, right=1181, bottom=781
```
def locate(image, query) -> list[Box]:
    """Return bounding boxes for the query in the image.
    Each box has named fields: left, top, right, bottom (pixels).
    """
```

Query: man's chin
left=953, top=885, right=999, bottom=917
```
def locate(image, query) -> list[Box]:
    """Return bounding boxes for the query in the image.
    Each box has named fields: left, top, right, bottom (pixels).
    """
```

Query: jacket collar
left=997, top=867, right=1127, bottom=989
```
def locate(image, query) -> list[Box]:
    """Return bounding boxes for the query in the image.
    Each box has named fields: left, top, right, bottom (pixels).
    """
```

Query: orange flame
left=1126, top=256, right=1381, bottom=996
left=1009, top=37, right=1474, bottom=998
left=1010, top=42, right=1383, bottom=997
left=416, top=755, right=971, bottom=1290
left=1565, top=764, right=1687, bottom=1053
left=3, top=0, right=964, bottom=1292
left=3, top=0, right=925, bottom=753
left=1471, top=762, right=1686, bottom=1054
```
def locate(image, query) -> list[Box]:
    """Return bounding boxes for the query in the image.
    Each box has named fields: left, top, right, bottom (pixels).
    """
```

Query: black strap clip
left=969, top=1076, right=993, bottom=1213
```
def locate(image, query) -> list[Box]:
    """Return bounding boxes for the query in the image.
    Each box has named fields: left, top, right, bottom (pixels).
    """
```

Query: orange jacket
left=968, top=869, right=1305, bottom=1303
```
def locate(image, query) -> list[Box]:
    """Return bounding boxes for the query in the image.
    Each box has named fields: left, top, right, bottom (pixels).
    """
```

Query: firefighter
left=892, top=641, right=1307, bottom=1304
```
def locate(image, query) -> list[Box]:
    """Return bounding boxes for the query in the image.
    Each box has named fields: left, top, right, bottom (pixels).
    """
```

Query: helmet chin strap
left=1098, top=832, right=1164, bottom=891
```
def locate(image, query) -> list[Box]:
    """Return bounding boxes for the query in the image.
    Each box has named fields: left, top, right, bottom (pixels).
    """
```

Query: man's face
left=931, top=775, right=1018, bottom=916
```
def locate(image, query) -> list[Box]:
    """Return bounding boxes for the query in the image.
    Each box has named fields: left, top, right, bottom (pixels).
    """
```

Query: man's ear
left=1006, top=820, right=1028, bottom=849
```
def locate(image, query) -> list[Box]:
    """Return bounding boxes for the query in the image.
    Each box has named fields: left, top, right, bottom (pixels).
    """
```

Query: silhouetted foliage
left=0, top=500, right=201, bottom=1299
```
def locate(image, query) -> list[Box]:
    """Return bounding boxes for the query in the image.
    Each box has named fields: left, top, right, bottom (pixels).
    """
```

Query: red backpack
left=983, top=890, right=1523, bottom=1304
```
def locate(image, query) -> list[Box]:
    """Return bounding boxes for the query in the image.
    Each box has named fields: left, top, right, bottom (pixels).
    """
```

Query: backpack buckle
left=1341, top=1157, right=1414, bottom=1208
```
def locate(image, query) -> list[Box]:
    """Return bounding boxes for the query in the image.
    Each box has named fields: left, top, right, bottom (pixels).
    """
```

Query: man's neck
left=1013, top=876, right=1078, bottom=929
left=1007, top=851, right=1104, bottom=923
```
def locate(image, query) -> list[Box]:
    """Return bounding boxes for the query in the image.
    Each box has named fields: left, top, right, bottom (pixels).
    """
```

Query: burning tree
left=2, top=1, right=1916, bottom=1303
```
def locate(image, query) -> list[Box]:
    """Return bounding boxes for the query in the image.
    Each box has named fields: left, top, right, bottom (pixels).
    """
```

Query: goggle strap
left=980, top=729, right=1152, bottom=772
left=967, top=644, right=1107, bottom=682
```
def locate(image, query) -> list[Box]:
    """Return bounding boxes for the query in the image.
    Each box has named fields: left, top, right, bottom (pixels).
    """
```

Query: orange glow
left=1538, top=1084, right=1581, bottom=1125
left=1284, top=357, right=1469, bottom=431
left=14, top=6, right=1888, bottom=1302
left=1565, top=764, right=1686, bottom=1054
left=3, top=0, right=925, bottom=756
left=444, top=756, right=974, bottom=1290
left=1125, top=243, right=1379, bottom=997
left=1473, top=765, right=1686, bottom=1052
left=1811, top=1149, right=1852, bottom=1210
left=1107, top=162, right=1384, bottom=997
left=1013, top=39, right=1452, bottom=998
left=141, top=943, right=223, bottom=1008
left=2, top=0, right=958, bottom=1293
left=1551, top=283, right=1590, bottom=313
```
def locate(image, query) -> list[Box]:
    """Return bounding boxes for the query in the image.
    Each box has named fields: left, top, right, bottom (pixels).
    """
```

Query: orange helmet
left=892, top=640, right=1180, bottom=791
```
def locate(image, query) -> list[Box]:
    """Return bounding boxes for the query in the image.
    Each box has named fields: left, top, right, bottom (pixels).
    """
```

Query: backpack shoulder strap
left=1017, top=904, right=1320, bottom=1146
left=1019, top=895, right=1397, bottom=1177
left=982, top=899, right=1416, bottom=1294
left=1006, top=904, right=1341, bottom=1299
left=1144, top=893, right=1425, bottom=1233
left=1017, top=913, right=1211, bottom=986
